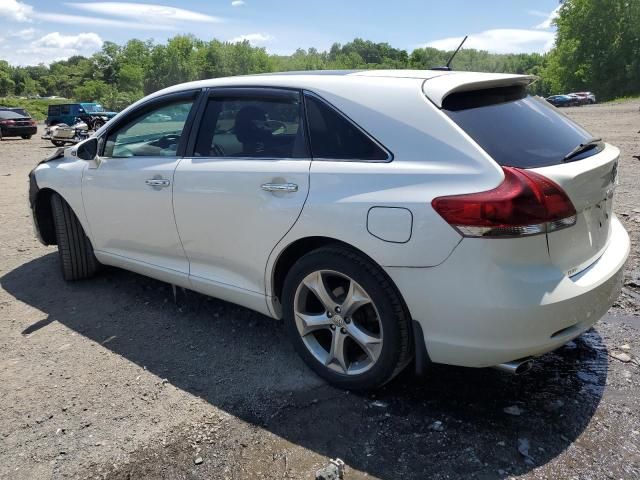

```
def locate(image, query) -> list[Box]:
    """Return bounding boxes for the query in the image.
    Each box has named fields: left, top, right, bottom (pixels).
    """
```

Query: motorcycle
left=42, top=113, right=106, bottom=147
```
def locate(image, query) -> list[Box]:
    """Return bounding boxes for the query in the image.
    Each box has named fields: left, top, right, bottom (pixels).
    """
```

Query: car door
left=173, top=87, right=311, bottom=301
left=82, top=90, right=200, bottom=282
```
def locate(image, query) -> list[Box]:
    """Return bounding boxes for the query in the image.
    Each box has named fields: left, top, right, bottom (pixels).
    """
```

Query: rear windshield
left=443, top=86, right=600, bottom=168
left=0, top=110, right=25, bottom=120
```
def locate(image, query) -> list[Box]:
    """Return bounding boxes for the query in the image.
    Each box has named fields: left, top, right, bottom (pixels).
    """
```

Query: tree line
left=0, top=0, right=637, bottom=110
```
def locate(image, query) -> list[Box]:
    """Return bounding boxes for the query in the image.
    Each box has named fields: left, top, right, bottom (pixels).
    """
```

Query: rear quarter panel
left=265, top=78, right=505, bottom=307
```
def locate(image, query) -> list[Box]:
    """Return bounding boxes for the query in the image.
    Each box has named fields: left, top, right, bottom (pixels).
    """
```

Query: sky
left=0, top=0, right=561, bottom=66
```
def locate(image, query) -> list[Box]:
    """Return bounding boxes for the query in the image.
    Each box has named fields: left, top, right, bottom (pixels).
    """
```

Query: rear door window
left=442, top=86, right=600, bottom=168
left=304, top=94, right=390, bottom=161
left=194, top=89, right=308, bottom=159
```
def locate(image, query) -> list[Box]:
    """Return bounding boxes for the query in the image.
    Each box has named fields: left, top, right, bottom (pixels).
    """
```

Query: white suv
left=29, top=70, right=629, bottom=390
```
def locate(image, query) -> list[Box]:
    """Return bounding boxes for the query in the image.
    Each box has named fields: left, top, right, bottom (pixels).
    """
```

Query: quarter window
left=194, top=92, right=308, bottom=158
left=103, top=100, right=194, bottom=158
left=304, top=94, right=389, bottom=161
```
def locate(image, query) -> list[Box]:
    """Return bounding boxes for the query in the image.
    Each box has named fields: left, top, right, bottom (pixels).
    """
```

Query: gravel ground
left=0, top=101, right=639, bottom=480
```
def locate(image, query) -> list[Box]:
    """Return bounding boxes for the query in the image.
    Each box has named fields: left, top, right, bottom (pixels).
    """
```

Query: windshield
left=442, top=86, right=600, bottom=168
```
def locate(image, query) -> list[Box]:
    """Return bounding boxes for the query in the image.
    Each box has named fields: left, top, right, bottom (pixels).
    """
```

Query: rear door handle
left=261, top=182, right=298, bottom=193
left=145, top=178, right=170, bottom=188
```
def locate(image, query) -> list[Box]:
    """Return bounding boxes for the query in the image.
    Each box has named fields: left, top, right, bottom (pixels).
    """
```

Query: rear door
left=439, top=85, right=618, bottom=276
left=174, top=87, right=311, bottom=295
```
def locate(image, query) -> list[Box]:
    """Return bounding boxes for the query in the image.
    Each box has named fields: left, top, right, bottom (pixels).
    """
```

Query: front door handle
left=145, top=178, right=170, bottom=188
left=261, top=182, right=298, bottom=193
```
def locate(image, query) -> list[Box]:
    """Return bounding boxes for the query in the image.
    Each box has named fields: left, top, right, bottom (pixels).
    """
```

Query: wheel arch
left=270, top=236, right=412, bottom=320
left=33, top=187, right=58, bottom=245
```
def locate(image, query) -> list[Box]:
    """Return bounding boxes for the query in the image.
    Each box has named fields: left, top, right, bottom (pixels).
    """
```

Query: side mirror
left=77, top=137, right=98, bottom=161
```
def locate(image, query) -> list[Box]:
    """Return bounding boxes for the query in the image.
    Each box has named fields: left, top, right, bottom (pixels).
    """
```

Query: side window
left=194, top=92, right=308, bottom=158
left=61, top=105, right=71, bottom=115
left=103, top=99, right=194, bottom=158
left=304, top=94, right=389, bottom=161
left=49, top=106, right=60, bottom=116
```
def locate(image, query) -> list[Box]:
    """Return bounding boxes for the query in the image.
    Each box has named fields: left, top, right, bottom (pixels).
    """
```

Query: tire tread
left=51, top=193, right=98, bottom=281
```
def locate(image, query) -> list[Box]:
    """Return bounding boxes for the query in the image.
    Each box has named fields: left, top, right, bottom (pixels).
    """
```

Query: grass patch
left=603, top=95, right=640, bottom=104
left=0, top=97, right=72, bottom=121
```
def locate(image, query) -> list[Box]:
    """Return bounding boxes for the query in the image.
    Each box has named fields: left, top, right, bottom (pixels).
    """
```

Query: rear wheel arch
left=271, top=236, right=412, bottom=318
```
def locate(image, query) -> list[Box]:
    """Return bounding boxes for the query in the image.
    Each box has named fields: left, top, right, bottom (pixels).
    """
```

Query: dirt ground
left=0, top=101, right=639, bottom=480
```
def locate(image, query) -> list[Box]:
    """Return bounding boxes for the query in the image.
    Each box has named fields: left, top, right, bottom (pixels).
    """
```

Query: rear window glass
left=0, top=110, right=24, bottom=120
left=443, top=86, right=599, bottom=168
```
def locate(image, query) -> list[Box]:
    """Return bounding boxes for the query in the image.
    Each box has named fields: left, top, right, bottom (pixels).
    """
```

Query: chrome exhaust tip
left=493, top=358, right=533, bottom=375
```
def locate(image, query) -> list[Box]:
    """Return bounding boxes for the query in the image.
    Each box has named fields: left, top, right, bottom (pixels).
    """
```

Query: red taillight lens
left=0, top=119, right=16, bottom=126
left=432, top=167, right=577, bottom=237
left=30, top=119, right=37, bottom=126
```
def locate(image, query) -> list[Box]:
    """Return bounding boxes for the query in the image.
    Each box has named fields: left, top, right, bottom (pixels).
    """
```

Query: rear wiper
left=563, top=137, right=602, bottom=162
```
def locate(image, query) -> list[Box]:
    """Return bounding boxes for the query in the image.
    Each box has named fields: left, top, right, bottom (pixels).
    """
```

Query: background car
left=571, top=91, right=597, bottom=104
left=546, top=94, right=581, bottom=107
left=0, top=109, right=37, bottom=140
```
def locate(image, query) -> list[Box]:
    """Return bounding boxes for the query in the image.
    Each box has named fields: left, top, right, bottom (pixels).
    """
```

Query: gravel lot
left=1, top=101, right=639, bottom=480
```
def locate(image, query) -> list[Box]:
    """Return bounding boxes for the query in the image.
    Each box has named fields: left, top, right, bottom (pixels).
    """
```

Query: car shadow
left=1, top=253, right=608, bottom=479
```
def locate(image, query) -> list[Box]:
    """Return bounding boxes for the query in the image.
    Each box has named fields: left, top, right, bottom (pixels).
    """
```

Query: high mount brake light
left=432, top=167, right=577, bottom=238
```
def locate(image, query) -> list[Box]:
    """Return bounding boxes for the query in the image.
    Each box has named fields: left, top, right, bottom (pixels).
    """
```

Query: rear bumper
left=387, top=216, right=629, bottom=368
left=2, top=126, right=37, bottom=137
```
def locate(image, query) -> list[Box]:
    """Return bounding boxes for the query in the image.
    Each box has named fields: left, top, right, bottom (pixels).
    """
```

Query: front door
left=173, top=88, right=311, bottom=296
left=83, top=92, right=199, bottom=278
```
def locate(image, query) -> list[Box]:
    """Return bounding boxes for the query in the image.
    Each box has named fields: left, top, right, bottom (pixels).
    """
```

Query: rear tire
left=50, top=193, right=99, bottom=281
left=21, top=135, right=32, bottom=140
left=282, top=245, right=412, bottom=390
left=52, top=140, right=65, bottom=147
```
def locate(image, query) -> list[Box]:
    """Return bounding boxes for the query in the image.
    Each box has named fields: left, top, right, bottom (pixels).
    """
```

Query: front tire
left=50, top=193, right=99, bottom=281
left=52, top=140, right=65, bottom=147
left=282, top=246, right=412, bottom=390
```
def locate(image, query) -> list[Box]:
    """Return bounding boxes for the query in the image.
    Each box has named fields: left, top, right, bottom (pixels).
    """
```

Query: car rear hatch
left=425, top=75, right=618, bottom=277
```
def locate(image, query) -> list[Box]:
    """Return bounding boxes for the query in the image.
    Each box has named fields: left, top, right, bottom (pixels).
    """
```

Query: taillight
left=432, top=167, right=577, bottom=237
left=0, top=120, right=16, bottom=126
left=30, top=119, right=37, bottom=126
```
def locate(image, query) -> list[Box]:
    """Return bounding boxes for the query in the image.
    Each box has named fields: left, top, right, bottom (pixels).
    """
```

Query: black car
left=0, top=109, right=38, bottom=141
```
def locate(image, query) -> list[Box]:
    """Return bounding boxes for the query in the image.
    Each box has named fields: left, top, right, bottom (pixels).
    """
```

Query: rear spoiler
left=422, top=72, right=537, bottom=108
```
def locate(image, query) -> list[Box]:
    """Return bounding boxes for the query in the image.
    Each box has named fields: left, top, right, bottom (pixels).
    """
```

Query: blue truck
left=46, top=102, right=117, bottom=129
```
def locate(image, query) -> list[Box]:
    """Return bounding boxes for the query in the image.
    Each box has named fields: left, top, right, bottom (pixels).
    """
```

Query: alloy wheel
left=293, top=269, right=383, bottom=375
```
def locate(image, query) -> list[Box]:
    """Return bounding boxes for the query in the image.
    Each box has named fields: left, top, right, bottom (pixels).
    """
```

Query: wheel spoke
left=302, top=271, right=336, bottom=311
left=346, top=323, right=382, bottom=362
left=326, top=330, right=348, bottom=373
left=295, top=312, right=332, bottom=336
left=341, top=279, right=372, bottom=317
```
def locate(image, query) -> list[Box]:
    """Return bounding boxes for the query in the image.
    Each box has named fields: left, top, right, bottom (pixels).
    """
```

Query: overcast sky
left=0, top=0, right=561, bottom=66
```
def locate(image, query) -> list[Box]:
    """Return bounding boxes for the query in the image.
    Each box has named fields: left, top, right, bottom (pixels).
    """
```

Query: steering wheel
left=265, top=120, right=287, bottom=135
left=212, top=143, right=226, bottom=157
left=154, top=134, right=181, bottom=149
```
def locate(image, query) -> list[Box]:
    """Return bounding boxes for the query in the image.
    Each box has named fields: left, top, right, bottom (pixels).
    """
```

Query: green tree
left=74, top=80, right=110, bottom=102
left=547, top=0, right=640, bottom=100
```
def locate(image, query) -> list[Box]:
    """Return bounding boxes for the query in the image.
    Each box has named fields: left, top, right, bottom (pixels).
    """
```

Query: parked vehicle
left=46, top=120, right=91, bottom=147
left=46, top=103, right=116, bottom=129
left=0, top=109, right=37, bottom=140
left=546, top=94, right=581, bottom=107
left=571, top=91, right=597, bottom=104
left=29, top=71, right=629, bottom=390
